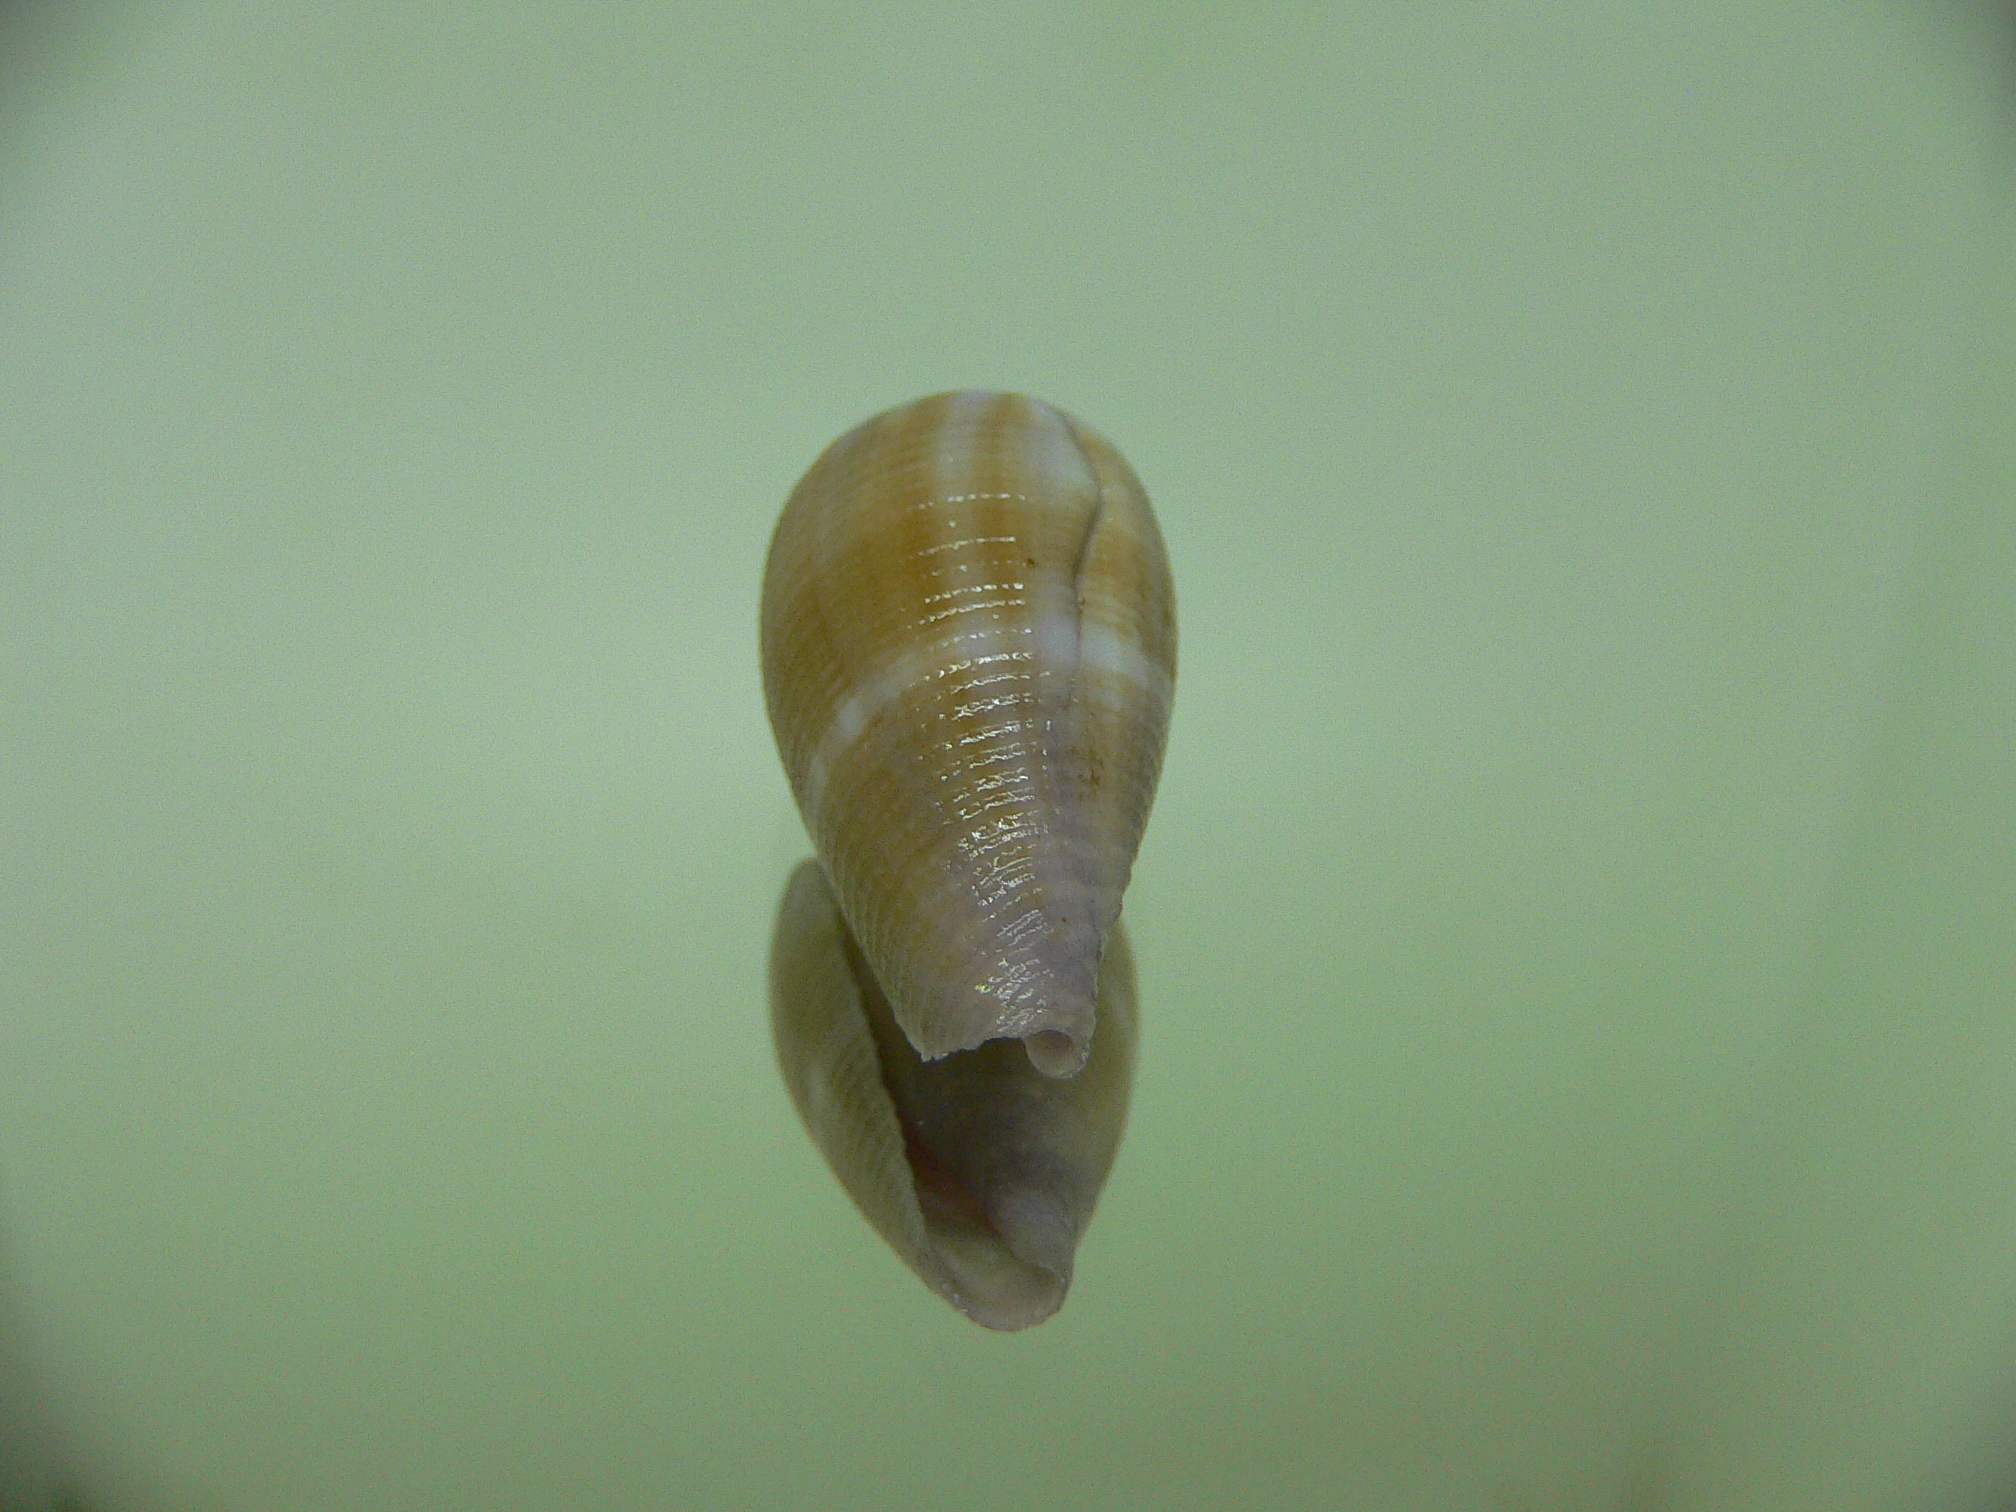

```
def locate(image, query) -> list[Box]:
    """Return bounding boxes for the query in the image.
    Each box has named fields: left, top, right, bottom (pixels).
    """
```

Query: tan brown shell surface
left=769, top=859, right=1138, bottom=1331
left=760, top=391, right=1176, bottom=1079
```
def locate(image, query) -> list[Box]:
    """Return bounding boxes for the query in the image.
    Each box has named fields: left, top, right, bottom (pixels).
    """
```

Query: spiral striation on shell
left=760, top=391, right=1176, bottom=1080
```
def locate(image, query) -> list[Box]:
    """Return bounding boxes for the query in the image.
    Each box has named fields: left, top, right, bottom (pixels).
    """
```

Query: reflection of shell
left=760, top=391, right=1176, bottom=1079
left=769, top=859, right=1139, bottom=1330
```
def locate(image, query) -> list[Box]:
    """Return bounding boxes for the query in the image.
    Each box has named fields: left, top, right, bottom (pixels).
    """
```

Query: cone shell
left=760, top=391, right=1176, bottom=1079
left=769, top=859, right=1139, bottom=1330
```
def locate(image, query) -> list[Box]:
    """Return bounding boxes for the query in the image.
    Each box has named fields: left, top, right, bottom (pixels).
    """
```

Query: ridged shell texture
left=761, top=391, right=1176, bottom=1079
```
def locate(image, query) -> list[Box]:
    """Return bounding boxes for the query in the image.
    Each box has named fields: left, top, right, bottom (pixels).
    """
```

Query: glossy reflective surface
left=761, top=391, right=1174, bottom=1077
left=2, top=5, right=2014, bottom=1510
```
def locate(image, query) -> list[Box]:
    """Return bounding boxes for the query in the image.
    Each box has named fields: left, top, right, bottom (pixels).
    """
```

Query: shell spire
left=761, top=391, right=1176, bottom=1078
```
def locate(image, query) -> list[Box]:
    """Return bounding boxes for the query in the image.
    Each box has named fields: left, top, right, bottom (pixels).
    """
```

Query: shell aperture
left=769, top=860, right=1139, bottom=1330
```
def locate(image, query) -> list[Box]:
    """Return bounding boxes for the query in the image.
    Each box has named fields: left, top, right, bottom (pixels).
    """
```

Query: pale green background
left=2, top=4, right=2014, bottom=1510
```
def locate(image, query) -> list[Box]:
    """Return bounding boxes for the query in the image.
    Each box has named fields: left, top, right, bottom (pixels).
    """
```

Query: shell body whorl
left=760, top=391, right=1175, bottom=1078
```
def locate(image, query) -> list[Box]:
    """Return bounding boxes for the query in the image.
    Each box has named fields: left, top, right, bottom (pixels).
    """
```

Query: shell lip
left=1021, top=1028, right=1086, bottom=1079
left=927, top=1200, right=1075, bottom=1332
left=912, top=1011, right=1093, bottom=1079
left=900, top=932, right=1105, bottom=1078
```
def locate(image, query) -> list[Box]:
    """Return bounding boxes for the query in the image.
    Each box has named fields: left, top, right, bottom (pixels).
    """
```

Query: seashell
left=760, top=391, right=1174, bottom=1326
left=760, top=390, right=1176, bottom=1081
left=769, top=859, right=1138, bottom=1330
